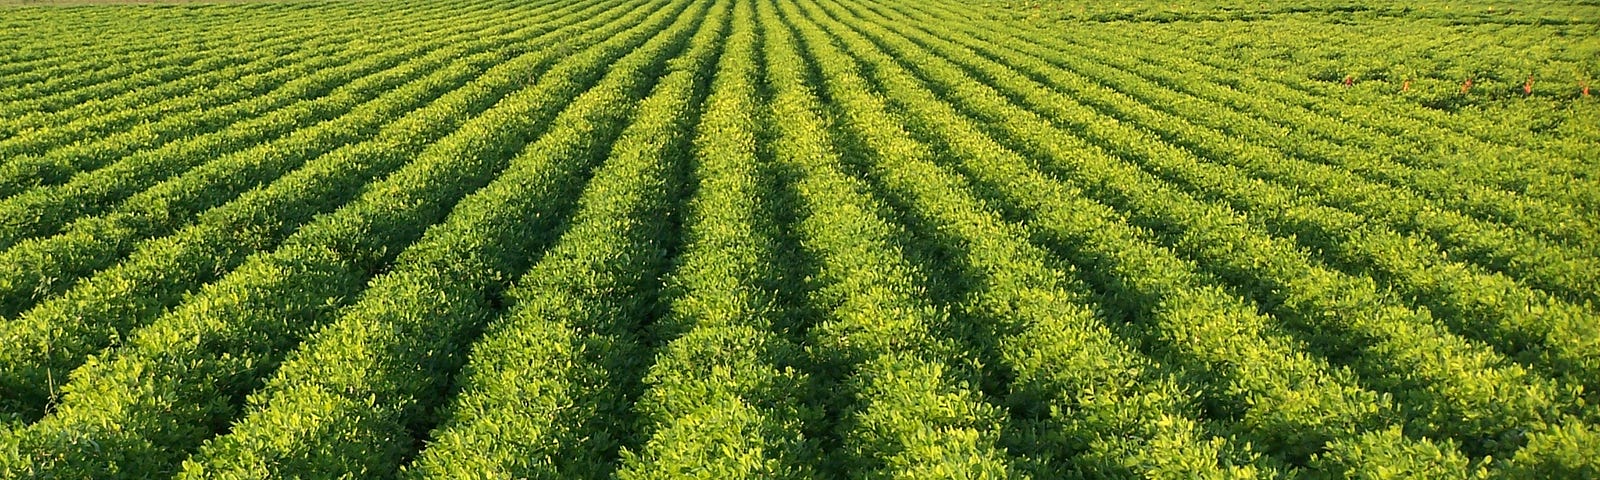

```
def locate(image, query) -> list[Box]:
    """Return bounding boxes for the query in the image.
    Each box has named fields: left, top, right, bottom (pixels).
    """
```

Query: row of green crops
left=0, top=0, right=1594, bottom=477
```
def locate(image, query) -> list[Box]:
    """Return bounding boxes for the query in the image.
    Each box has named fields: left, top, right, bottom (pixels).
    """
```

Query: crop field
left=0, top=0, right=1597, bottom=477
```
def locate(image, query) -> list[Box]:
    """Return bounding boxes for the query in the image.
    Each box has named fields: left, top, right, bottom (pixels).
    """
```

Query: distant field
left=0, top=0, right=1597, bottom=477
left=0, top=0, right=260, bottom=5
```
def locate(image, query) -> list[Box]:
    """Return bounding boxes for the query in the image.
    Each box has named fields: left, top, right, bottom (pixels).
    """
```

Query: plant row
left=402, top=0, right=723, bottom=476
left=617, top=1, right=821, bottom=475
left=0, top=0, right=642, bottom=427
left=0, top=0, right=698, bottom=476
left=852, top=0, right=1596, bottom=473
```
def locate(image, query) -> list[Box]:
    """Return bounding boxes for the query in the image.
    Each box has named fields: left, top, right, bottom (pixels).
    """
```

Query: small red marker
left=1343, top=75, right=1354, bottom=87
left=1584, top=80, right=1591, bottom=97
left=1524, top=75, right=1534, bottom=95
left=1402, top=79, right=1411, bottom=92
left=1461, top=78, right=1473, bottom=94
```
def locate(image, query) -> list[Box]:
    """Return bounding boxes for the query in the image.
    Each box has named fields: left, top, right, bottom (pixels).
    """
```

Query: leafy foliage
left=0, top=0, right=1593, bottom=478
